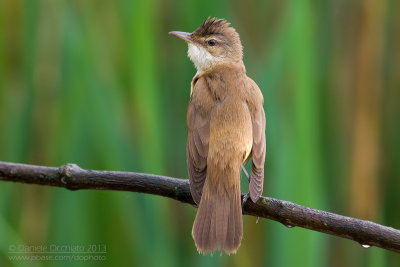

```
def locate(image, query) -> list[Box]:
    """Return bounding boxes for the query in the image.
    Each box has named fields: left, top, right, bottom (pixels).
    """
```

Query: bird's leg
left=241, top=164, right=250, bottom=210
left=241, top=164, right=250, bottom=182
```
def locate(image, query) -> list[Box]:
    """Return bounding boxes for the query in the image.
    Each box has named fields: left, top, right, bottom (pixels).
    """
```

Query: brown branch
left=0, top=161, right=399, bottom=253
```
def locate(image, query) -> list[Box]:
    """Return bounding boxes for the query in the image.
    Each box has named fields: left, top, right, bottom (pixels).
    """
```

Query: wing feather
left=249, top=90, right=266, bottom=203
left=186, top=79, right=211, bottom=205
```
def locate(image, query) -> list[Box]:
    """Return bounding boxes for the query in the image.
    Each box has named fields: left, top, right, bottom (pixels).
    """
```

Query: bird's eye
left=207, top=39, right=217, bottom=46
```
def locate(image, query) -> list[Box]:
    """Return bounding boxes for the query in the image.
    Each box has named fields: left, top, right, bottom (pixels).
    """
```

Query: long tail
left=192, top=160, right=242, bottom=255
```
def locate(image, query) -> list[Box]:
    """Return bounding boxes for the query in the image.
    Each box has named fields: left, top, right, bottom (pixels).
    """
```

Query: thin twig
left=0, top=161, right=399, bottom=253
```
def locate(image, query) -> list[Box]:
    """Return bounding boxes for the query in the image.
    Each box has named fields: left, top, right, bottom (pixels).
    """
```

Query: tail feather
left=225, top=193, right=242, bottom=252
left=192, top=165, right=242, bottom=255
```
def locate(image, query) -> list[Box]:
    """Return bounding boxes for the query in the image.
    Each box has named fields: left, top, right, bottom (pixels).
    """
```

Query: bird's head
left=169, top=18, right=243, bottom=72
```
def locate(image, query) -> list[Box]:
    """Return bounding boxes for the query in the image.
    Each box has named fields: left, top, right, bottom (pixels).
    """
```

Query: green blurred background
left=0, top=0, right=399, bottom=266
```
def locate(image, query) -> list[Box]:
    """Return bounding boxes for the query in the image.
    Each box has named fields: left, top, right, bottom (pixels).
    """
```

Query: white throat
left=187, top=43, right=220, bottom=72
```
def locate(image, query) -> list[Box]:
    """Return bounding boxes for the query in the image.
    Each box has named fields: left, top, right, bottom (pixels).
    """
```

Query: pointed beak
left=169, top=31, right=196, bottom=43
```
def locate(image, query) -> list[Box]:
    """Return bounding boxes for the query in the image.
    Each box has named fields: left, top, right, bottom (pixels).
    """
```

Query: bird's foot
left=242, top=192, right=250, bottom=211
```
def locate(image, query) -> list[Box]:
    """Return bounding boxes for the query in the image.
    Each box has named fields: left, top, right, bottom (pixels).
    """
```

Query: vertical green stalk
left=119, top=1, right=177, bottom=267
left=290, top=1, right=326, bottom=266
left=127, top=0, right=165, bottom=173
left=267, top=1, right=327, bottom=266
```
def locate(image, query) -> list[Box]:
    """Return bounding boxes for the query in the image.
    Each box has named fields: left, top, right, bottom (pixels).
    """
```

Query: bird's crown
left=192, top=17, right=231, bottom=37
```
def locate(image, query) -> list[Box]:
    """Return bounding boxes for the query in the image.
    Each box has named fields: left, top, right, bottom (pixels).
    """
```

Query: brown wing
left=249, top=91, right=266, bottom=203
left=186, top=80, right=211, bottom=205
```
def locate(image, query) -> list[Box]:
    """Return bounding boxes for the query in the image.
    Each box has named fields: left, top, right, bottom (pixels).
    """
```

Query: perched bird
left=169, top=18, right=266, bottom=255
